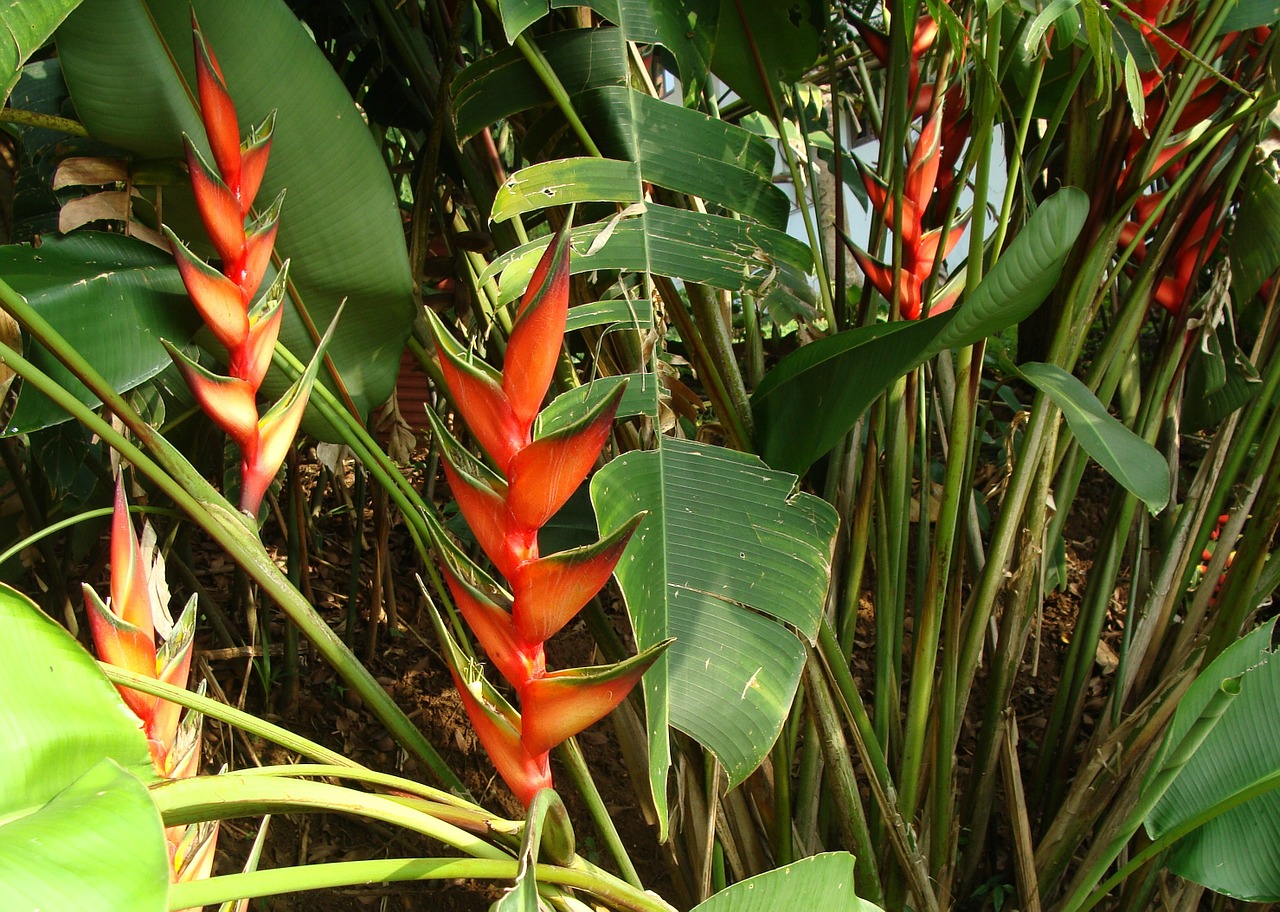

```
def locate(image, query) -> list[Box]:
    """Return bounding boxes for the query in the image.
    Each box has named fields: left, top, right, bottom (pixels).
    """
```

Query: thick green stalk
left=804, top=657, right=886, bottom=907
left=556, top=737, right=643, bottom=888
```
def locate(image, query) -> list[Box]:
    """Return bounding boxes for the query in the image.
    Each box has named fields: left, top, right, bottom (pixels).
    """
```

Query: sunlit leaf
left=689, top=852, right=883, bottom=912
left=591, top=438, right=838, bottom=835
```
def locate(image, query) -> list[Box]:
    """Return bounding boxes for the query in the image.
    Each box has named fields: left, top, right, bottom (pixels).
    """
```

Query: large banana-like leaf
left=0, top=584, right=167, bottom=911
left=484, top=205, right=813, bottom=312
left=0, top=0, right=84, bottom=102
left=591, top=437, right=839, bottom=836
left=689, top=853, right=882, bottom=912
left=751, top=188, right=1090, bottom=473
left=55, top=0, right=414, bottom=432
left=1146, top=619, right=1280, bottom=901
left=0, top=232, right=194, bottom=435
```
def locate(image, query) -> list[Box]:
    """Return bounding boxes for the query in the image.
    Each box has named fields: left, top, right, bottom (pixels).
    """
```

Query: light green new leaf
left=689, top=853, right=882, bottom=912
left=753, top=188, right=1089, bottom=473
left=56, top=0, right=415, bottom=435
left=0, top=584, right=167, bottom=912
left=1146, top=620, right=1280, bottom=900
left=1019, top=362, right=1170, bottom=513
left=591, top=438, right=838, bottom=836
left=0, top=0, right=84, bottom=102
left=0, top=232, right=196, bottom=435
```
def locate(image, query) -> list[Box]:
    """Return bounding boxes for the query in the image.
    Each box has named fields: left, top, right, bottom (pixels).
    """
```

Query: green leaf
left=0, top=232, right=196, bottom=435
left=0, top=583, right=167, bottom=912
left=0, top=0, right=84, bottom=103
left=499, top=0, right=549, bottom=43
left=752, top=188, right=1089, bottom=473
left=1230, top=169, right=1280, bottom=307
left=1018, top=362, right=1170, bottom=513
left=1219, top=0, right=1280, bottom=33
left=453, top=29, right=628, bottom=141
left=689, top=853, right=882, bottom=912
left=485, top=205, right=813, bottom=311
left=55, top=0, right=415, bottom=436
left=591, top=437, right=838, bottom=836
left=708, top=0, right=826, bottom=114
left=492, top=87, right=789, bottom=230
left=1146, top=620, right=1280, bottom=901
left=537, top=373, right=660, bottom=435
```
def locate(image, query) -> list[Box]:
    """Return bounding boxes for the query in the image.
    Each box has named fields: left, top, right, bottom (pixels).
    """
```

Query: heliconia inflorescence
left=424, top=217, right=667, bottom=805
left=164, top=15, right=333, bottom=517
left=84, top=475, right=217, bottom=897
left=846, top=13, right=971, bottom=321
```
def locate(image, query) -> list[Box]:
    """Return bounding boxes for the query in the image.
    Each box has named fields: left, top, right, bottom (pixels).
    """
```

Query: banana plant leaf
left=708, top=0, right=826, bottom=115
left=0, top=232, right=195, bottom=435
left=484, top=205, right=814, bottom=312
left=1230, top=169, right=1280, bottom=307
left=0, top=0, right=84, bottom=102
left=689, top=852, right=883, bottom=912
left=751, top=187, right=1089, bottom=473
left=0, top=583, right=167, bottom=912
left=1146, top=619, right=1280, bottom=901
left=55, top=0, right=415, bottom=434
left=591, top=437, right=839, bottom=837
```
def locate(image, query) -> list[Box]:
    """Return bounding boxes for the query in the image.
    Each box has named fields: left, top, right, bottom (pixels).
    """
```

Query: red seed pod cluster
left=164, top=16, right=331, bottom=516
left=425, top=219, right=666, bottom=805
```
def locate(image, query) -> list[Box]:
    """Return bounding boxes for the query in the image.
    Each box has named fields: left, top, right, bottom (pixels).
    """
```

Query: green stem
left=556, top=737, right=644, bottom=888
left=169, top=857, right=679, bottom=912
left=0, top=108, right=89, bottom=136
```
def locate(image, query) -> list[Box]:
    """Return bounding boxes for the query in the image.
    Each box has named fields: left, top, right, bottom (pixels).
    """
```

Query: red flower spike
left=110, top=479, right=154, bottom=639
left=504, top=219, right=573, bottom=431
left=452, top=668, right=552, bottom=806
left=164, top=342, right=259, bottom=448
left=83, top=583, right=159, bottom=726
left=439, top=458, right=525, bottom=581
left=427, top=309, right=524, bottom=469
left=905, top=108, right=943, bottom=217
left=519, top=639, right=671, bottom=756
left=239, top=191, right=285, bottom=300
left=513, top=514, right=644, bottom=644
left=237, top=112, right=276, bottom=217
left=241, top=307, right=341, bottom=515
left=239, top=263, right=289, bottom=389
left=151, top=595, right=198, bottom=759
left=184, top=138, right=244, bottom=269
left=441, top=563, right=539, bottom=687
left=191, top=17, right=241, bottom=193
left=165, top=228, right=249, bottom=351
left=506, top=384, right=626, bottom=530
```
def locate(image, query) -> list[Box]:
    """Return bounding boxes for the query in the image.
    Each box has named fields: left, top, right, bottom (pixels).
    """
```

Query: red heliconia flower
left=426, top=217, right=668, bottom=804
left=165, top=16, right=329, bottom=518
left=84, top=474, right=217, bottom=892
left=855, top=15, right=940, bottom=118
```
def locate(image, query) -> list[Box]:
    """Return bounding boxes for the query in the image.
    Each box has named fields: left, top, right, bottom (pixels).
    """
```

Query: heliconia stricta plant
left=163, top=16, right=331, bottom=517
left=84, top=476, right=218, bottom=893
left=423, top=217, right=668, bottom=805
